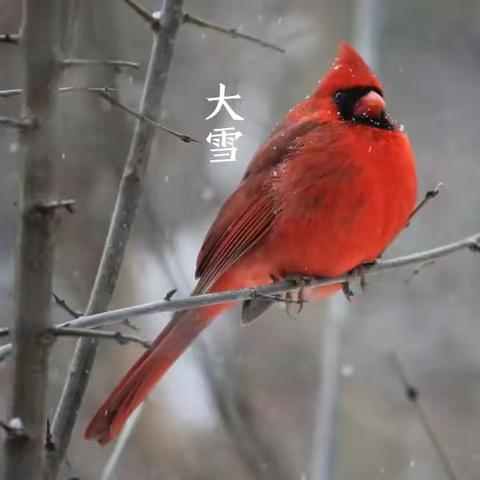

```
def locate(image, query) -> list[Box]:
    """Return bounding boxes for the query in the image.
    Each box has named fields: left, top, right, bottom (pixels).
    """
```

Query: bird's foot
left=348, top=260, right=377, bottom=293
left=272, top=273, right=310, bottom=318
left=342, top=282, right=354, bottom=302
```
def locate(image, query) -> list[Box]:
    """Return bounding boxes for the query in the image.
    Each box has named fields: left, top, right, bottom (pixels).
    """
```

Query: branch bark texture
left=3, top=1, right=60, bottom=479
left=42, top=1, right=184, bottom=478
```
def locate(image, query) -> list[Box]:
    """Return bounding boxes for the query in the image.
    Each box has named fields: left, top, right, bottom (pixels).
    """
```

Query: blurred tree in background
left=1, top=0, right=480, bottom=479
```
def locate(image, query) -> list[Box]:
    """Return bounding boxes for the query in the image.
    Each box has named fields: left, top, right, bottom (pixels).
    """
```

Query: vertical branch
left=42, top=1, right=184, bottom=478
left=3, top=1, right=60, bottom=479
left=310, top=7, right=382, bottom=478
left=309, top=307, right=346, bottom=480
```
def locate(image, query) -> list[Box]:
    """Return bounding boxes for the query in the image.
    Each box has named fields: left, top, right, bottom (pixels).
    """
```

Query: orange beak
left=353, top=90, right=385, bottom=118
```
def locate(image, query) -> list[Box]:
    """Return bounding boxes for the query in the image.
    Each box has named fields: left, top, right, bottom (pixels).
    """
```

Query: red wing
left=195, top=119, right=322, bottom=294
left=194, top=180, right=275, bottom=293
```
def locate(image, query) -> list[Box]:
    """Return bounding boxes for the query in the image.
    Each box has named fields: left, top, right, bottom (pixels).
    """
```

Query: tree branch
left=0, top=86, right=116, bottom=98
left=49, top=327, right=151, bottom=349
left=1, top=232, right=478, bottom=365
left=3, top=0, right=60, bottom=478
left=408, top=182, right=443, bottom=225
left=61, top=58, right=140, bottom=70
left=183, top=13, right=285, bottom=53
left=390, top=353, right=458, bottom=480
left=0, top=33, right=20, bottom=45
left=0, top=116, right=30, bottom=128
left=93, top=89, right=199, bottom=143
left=41, top=2, right=185, bottom=478
left=123, top=0, right=284, bottom=52
left=124, top=0, right=159, bottom=29
left=0, top=326, right=151, bottom=349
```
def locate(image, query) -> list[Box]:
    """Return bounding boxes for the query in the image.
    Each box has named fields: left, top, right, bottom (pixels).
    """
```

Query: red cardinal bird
left=86, top=42, right=416, bottom=444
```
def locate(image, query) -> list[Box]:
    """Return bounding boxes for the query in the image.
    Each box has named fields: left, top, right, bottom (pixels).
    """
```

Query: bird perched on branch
left=86, top=41, right=417, bottom=445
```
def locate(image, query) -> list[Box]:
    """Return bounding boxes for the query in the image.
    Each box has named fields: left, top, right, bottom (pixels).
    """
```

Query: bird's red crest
left=316, top=42, right=383, bottom=97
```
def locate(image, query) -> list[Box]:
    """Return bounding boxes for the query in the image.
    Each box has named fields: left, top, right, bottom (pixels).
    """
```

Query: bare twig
left=36, top=199, right=76, bottom=214
left=61, top=58, right=140, bottom=70
left=390, top=353, right=458, bottom=480
left=183, top=13, right=285, bottom=53
left=49, top=327, right=151, bottom=349
left=0, top=86, right=116, bottom=98
left=0, top=232, right=478, bottom=366
left=100, top=402, right=146, bottom=480
left=124, top=0, right=159, bottom=29
left=52, top=293, right=82, bottom=318
left=0, top=116, right=30, bottom=128
left=408, top=183, right=443, bottom=225
left=42, top=2, right=185, bottom=478
left=0, top=33, right=20, bottom=45
left=3, top=0, right=60, bottom=478
left=0, top=418, right=28, bottom=439
left=45, top=418, right=55, bottom=452
left=123, top=0, right=285, bottom=52
left=45, top=232, right=480, bottom=331
left=0, top=326, right=150, bottom=349
left=94, top=89, right=199, bottom=143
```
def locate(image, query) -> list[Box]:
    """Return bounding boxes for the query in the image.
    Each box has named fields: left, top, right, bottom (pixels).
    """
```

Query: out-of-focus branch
left=61, top=58, right=140, bottom=70
left=198, top=341, right=293, bottom=479
left=0, top=116, right=30, bottom=128
left=0, top=86, right=116, bottom=98
left=42, top=2, right=185, bottom=478
left=3, top=0, right=60, bottom=479
left=100, top=402, right=146, bottom=480
left=1, top=231, right=478, bottom=364
left=0, top=33, right=20, bottom=44
left=183, top=13, right=285, bottom=53
left=309, top=311, right=346, bottom=480
left=390, top=354, right=458, bottom=480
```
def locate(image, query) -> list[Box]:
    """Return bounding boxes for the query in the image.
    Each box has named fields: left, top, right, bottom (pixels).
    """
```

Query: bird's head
left=287, top=42, right=396, bottom=131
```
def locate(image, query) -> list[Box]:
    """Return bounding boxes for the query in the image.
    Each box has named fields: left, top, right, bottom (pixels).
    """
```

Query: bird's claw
left=271, top=273, right=309, bottom=318
left=342, top=282, right=354, bottom=302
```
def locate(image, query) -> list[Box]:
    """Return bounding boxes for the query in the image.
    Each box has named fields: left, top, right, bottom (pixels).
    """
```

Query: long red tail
left=85, top=303, right=221, bottom=445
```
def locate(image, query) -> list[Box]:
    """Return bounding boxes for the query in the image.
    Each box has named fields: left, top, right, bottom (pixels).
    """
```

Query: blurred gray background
left=1, top=0, right=480, bottom=478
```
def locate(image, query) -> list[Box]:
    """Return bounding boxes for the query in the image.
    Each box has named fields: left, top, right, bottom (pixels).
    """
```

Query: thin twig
left=36, top=199, right=76, bottom=214
left=0, top=232, right=477, bottom=366
left=390, top=353, right=458, bottom=480
left=0, top=86, right=116, bottom=98
left=0, top=116, right=30, bottom=128
left=47, top=231, right=480, bottom=330
left=0, top=33, right=20, bottom=45
left=1, top=320, right=150, bottom=349
left=408, top=183, right=443, bottom=225
left=61, top=59, right=140, bottom=70
left=183, top=13, right=285, bottom=53
left=42, top=2, right=185, bottom=478
left=100, top=402, right=146, bottom=480
left=94, top=89, right=199, bottom=143
left=124, top=0, right=159, bottom=29
left=3, top=0, right=60, bottom=478
left=49, top=327, right=151, bottom=349
left=52, top=292, right=82, bottom=318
